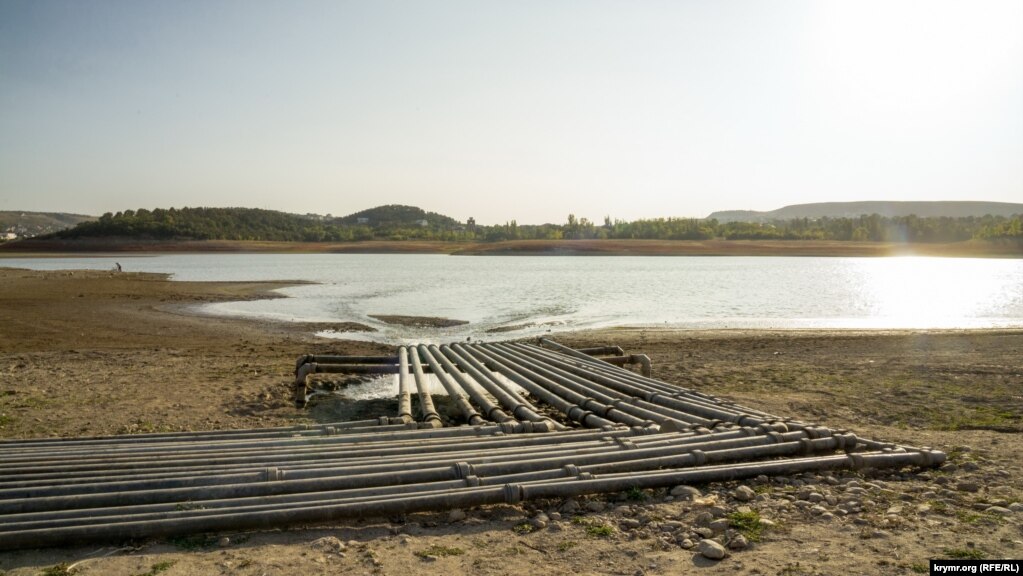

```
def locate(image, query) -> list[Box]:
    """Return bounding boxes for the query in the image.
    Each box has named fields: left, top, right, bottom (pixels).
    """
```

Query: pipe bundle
left=0, top=340, right=944, bottom=550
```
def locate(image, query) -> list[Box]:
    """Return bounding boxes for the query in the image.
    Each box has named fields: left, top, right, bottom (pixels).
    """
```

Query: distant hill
left=708, top=201, right=1023, bottom=223
left=337, top=204, right=462, bottom=228
left=0, top=211, right=95, bottom=238
left=42, top=205, right=466, bottom=242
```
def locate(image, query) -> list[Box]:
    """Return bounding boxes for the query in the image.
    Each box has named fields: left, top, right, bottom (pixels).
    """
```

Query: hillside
left=46, top=205, right=467, bottom=242
left=0, top=211, right=95, bottom=238
left=337, top=204, right=462, bottom=228
left=709, top=201, right=1023, bottom=223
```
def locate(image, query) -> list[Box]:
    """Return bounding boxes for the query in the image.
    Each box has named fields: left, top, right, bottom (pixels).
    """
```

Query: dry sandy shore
left=0, top=268, right=1021, bottom=575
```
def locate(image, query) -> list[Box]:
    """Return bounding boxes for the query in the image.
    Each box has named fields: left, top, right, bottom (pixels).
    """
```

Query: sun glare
left=857, top=257, right=1009, bottom=328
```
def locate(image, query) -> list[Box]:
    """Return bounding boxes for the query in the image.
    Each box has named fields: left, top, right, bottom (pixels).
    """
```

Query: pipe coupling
left=264, top=467, right=284, bottom=481
left=452, top=461, right=474, bottom=479
left=562, top=464, right=580, bottom=477
left=504, top=484, right=523, bottom=504
left=464, top=475, right=481, bottom=487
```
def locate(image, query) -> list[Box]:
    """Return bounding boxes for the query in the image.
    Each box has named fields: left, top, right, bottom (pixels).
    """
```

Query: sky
left=1, top=1, right=1021, bottom=225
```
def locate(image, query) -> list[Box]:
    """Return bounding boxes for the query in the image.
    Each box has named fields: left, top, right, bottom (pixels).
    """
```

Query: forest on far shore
left=41, top=204, right=1023, bottom=244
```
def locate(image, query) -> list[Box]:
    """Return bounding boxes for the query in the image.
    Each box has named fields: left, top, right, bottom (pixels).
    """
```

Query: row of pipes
left=0, top=339, right=944, bottom=550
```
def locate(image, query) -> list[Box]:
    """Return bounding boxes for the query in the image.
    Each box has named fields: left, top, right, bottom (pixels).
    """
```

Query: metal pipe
left=407, top=346, right=442, bottom=426
left=460, top=345, right=619, bottom=429
left=397, top=348, right=413, bottom=421
left=426, top=344, right=513, bottom=423
left=443, top=344, right=564, bottom=429
left=417, top=345, right=486, bottom=426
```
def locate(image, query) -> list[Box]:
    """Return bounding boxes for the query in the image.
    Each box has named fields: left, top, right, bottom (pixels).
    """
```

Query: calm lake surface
left=5, top=254, right=1023, bottom=344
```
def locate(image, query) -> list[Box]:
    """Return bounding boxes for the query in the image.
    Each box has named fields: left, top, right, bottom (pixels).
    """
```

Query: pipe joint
left=452, top=461, right=474, bottom=479
left=690, top=449, right=707, bottom=466
left=504, top=484, right=523, bottom=504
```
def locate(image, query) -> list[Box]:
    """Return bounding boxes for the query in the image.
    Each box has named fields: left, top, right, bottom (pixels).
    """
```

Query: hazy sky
left=1, top=1, right=1021, bottom=224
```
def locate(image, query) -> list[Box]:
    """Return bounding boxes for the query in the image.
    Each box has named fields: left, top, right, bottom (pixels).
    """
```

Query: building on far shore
left=2, top=232, right=17, bottom=241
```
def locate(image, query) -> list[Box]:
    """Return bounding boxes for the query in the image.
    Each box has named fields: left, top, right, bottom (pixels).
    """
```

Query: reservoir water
left=4, top=254, right=1022, bottom=343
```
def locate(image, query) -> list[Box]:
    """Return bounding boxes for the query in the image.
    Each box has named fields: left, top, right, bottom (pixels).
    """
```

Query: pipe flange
left=562, top=464, right=580, bottom=477
left=499, top=421, right=516, bottom=434
left=799, top=438, right=814, bottom=454
left=452, top=461, right=474, bottom=479
left=766, top=431, right=784, bottom=444
left=578, top=472, right=593, bottom=480
left=741, top=426, right=759, bottom=437
left=848, top=454, right=865, bottom=469
left=264, top=467, right=284, bottom=481
left=504, top=484, right=523, bottom=504
left=464, top=475, right=481, bottom=487
left=842, top=433, right=859, bottom=452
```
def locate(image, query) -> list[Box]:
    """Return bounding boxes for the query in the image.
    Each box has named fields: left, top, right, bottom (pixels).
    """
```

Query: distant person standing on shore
left=115, top=262, right=122, bottom=272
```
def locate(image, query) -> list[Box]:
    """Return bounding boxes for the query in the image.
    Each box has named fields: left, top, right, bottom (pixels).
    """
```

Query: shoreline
left=2, top=237, right=1021, bottom=258
left=1, top=269, right=1022, bottom=575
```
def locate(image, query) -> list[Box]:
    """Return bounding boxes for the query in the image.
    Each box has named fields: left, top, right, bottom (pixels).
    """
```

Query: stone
left=984, top=506, right=1013, bottom=516
left=671, top=485, right=702, bottom=499
left=680, top=538, right=694, bottom=549
left=586, top=500, right=606, bottom=513
left=309, top=536, right=345, bottom=554
left=694, top=527, right=714, bottom=539
left=694, top=512, right=714, bottom=526
left=956, top=481, right=981, bottom=493
left=728, top=534, right=750, bottom=550
left=549, top=511, right=562, bottom=521
left=1009, top=503, right=1023, bottom=513
left=218, top=537, right=231, bottom=547
left=560, top=499, right=581, bottom=514
left=807, top=493, right=825, bottom=503
left=961, top=462, right=980, bottom=472
left=448, top=509, right=467, bottom=523
left=707, top=506, right=728, bottom=518
left=620, top=518, right=642, bottom=530
left=733, top=485, right=756, bottom=502
left=697, top=539, right=727, bottom=560
left=708, top=519, right=730, bottom=534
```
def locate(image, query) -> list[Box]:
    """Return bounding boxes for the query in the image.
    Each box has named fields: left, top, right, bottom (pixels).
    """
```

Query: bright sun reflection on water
left=848, top=257, right=1017, bottom=329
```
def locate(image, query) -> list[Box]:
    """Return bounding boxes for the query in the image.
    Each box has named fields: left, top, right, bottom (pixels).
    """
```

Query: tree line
left=52, top=206, right=1023, bottom=243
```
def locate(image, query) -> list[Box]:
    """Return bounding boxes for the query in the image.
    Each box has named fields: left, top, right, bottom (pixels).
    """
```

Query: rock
left=956, top=481, right=981, bottom=493
left=310, top=536, right=345, bottom=554
left=707, top=506, right=728, bottom=518
left=728, top=534, right=750, bottom=550
left=961, top=462, right=980, bottom=472
left=985, top=506, right=1013, bottom=516
left=1009, top=503, right=1023, bottom=513
left=708, top=519, right=730, bottom=534
left=218, top=537, right=231, bottom=547
left=697, top=539, right=727, bottom=560
left=549, top=511, right=562, bottom=521
left=733, top=485, right=756, bottom=502
left=820, top=512, right=835, bottom=521
left=560, top=499, right=581, bottom=514
left=671, top=485, right=702, bottom=499
left=448, top=509, right=467, bottom=522
left=694, top=527, right=714, bottom=539
left=620, top=518, right=642, bottom=530
left=530, top=513, right=550, bottom=529
left=586, top=500, right=606, bottom=513
left=807, top=493, right=825, bottom=503
left=680, top=538, right=694, bottom=549
left=694, top=512, right=714, bottom=526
